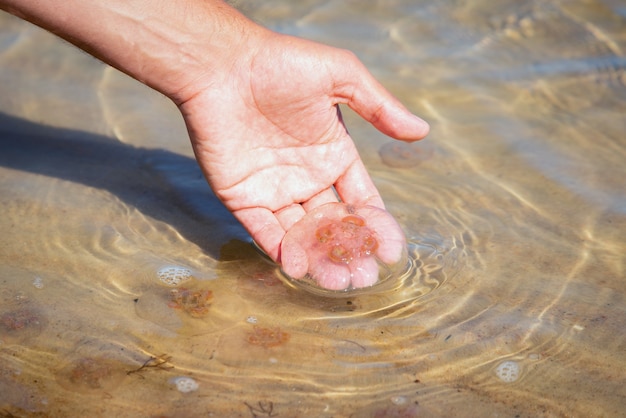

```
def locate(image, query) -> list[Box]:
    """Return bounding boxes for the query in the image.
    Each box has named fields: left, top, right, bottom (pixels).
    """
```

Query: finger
left=331, top=52, right=430, bottom=141
left=275, top=187, right=341, bottom=233
left=274, top=203, right=306, bottom=232
left=302, top=187, right=339, bottom=212
left=233, top=207, right=285, bottom=262
left=333, top=159, right=385, bottom=209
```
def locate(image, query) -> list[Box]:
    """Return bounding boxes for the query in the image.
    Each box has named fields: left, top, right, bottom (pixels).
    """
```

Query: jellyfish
left=379, top=140, right=433, bottom=168
left=280, top=202, right=407, bottom=291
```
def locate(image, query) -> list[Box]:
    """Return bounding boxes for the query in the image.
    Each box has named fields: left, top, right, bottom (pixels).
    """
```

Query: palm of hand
left=180, top=35, right=383, bottom=261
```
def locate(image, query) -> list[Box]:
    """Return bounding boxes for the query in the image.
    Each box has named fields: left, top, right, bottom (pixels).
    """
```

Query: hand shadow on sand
left=0, top=112, right=249, bottom=260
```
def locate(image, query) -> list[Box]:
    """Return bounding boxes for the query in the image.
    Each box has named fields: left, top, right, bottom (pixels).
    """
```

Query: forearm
left=0, top=0, right=267, bottom=103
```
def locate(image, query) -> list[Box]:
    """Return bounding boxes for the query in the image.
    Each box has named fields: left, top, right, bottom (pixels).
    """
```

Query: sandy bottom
left=1, top=1, right=625, bottom=416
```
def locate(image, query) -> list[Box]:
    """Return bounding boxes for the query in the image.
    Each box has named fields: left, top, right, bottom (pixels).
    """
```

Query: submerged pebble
left=170, top=376, right=199, bottom=393
left=32, top=276, right=44, bottom=289
left=157, top=266, right=192, bottom=286
left=495, top=360, right=520, bottom=383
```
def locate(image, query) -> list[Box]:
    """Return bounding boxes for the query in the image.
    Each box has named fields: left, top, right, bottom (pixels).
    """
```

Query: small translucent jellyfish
left=157, top=266, right=192, bottom=286
left=57, top=356, right=125, bottom=393
left=1, top=307, right=47, bottom=344
left=280, top=202, right=407, bottom=292
left=379, top=140, right=434, bottom=168
left=1, top=308, right=42, bottom=332
left=246, top=325, right=290, bottom=348
left=167, top=287, right=213, bottom=318
left=495, top=360, right=521, bottom=383
left=170, top=376, right=199, bottom=393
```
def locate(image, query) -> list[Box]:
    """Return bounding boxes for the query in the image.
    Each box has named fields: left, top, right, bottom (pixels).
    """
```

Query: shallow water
left=1, top=0, right=625, bottom=416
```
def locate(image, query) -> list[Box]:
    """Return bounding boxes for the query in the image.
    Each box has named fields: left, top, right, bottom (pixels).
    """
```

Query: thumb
left=332, top=52, right=430, bottom=142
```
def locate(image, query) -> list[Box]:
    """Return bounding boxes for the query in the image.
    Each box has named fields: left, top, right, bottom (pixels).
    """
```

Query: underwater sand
left=1, top=0, right=625, bottom=416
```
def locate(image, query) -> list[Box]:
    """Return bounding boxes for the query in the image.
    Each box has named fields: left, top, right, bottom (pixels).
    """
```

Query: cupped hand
left=177, top=31, right=429, bottom=262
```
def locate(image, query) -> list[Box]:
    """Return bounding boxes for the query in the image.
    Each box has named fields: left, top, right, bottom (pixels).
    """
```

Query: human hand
left=0, top=0, right=428, bottom=289
left=281, top=202, right=408, bottom=291
left=178, top=31, right=429, bottom=266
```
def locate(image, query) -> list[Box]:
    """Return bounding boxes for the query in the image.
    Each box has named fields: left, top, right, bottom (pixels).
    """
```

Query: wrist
left=144, top=2, right=270, bottom=105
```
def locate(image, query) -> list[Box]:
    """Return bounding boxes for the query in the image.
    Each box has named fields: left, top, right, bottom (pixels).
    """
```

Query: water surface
left=1, top=0, right=625, bottom=416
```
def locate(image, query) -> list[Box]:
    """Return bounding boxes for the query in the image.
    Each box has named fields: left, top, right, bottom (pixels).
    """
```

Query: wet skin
left=280, top=202, right=406, bottom=291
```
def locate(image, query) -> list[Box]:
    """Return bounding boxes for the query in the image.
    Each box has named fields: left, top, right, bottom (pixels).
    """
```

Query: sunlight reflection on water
left=1, top=0, right=626, bottom=416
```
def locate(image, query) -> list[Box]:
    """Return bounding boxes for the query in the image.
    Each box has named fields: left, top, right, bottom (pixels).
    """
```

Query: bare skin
left=281, top=203, right=407, bottom=290
left=0, top=0, right=429, bottom=263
